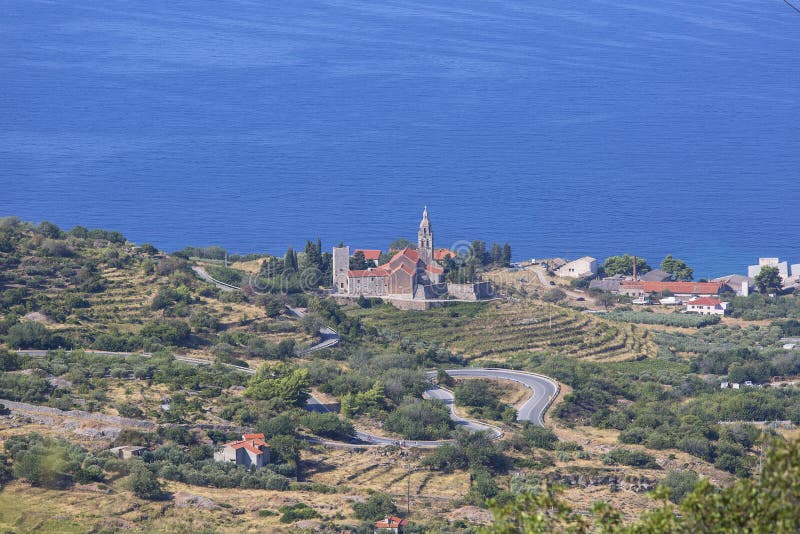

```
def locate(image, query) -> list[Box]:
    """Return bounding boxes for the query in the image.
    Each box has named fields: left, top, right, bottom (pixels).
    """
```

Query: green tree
left=596, top=292, right=615, bottom=310
left=350, top=250, right=371, bottom=270
left=755, top=265, right=782, bottom=294
left=125, top=462, right=167, bottom=500
left=470, top=241, right=489, bottom=266
left=437, top=368, right=455, bottom=388
left=602, top=254, right=651, bottom=277
left=352, top=492, right=397, bottom=521
left=244, top=363, right=311, bottom=406
left=660, top=255, right=694, bottom=281
left=501, top=243, right=512, bottom=267
left=37, top=221, right=63, bottom=239
left=491, top=243, right=503, bottom=264
left=283, top=247, right=298, bottom=273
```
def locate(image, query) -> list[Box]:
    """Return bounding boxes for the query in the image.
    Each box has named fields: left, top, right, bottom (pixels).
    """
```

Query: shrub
left=601, top=448, right=659, bottom=469
left=658, top=470, right=700, bottom=503
left=279, top=502, right=319, bottom=523
left=352, top=492, right=397, bottom=521
left=125, top=462, right=167, bottom=500
left=299, top=412, right=354, bottom=440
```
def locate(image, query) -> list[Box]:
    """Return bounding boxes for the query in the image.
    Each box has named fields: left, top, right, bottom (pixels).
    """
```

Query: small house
left=556, top=257, right=598, bottom=279
left=214, top=433, right=270, bottom=468
left=109, top=446, right=147, bottom=460
left=374, top=516, right=408, bottom=534
left=686, top=297, right=728, bottom=316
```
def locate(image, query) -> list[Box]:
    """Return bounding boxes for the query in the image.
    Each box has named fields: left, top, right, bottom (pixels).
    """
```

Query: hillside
left=2, top=218, right=800, bottom=532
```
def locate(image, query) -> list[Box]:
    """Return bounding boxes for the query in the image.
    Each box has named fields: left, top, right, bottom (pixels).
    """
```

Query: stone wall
left=348, top=275, right=388, bottom=296
left=447, top=281, right=494, bottom=300
left=332, top=246, right=350, bottom=293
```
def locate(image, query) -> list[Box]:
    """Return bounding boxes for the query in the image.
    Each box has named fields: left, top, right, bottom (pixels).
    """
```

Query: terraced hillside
left=0, top=220, right=311, bottom=353
left=349, top=301, right=653, bottom=362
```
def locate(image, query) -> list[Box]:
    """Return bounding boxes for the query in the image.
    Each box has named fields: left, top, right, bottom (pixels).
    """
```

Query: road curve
left=314, top=368, right=560, bottom=448
left=427, top=368, right=559, bottom=427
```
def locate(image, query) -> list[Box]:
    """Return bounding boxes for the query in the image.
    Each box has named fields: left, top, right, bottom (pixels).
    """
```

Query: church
left=332, top=208, right=493, bottom=308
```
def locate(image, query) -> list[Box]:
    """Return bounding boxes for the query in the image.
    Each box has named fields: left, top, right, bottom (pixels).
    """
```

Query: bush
left=521, top=424, right=558, bottom=450
left=658, top=470, right=700, bottom=503
left=383, top=399, right=453, bottom=440
left=601, top=448, right=659, bottom=469
left=299, top=412, right=354, bottom=440
left=352, top=492, right=397, bottom=521
left=279, top=502, right=319, bottom=523
left=125, top=462, right=167, bottom=500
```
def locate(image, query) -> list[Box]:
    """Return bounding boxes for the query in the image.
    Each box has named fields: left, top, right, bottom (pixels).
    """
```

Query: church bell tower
left=418, top=207, right=433, bottom=265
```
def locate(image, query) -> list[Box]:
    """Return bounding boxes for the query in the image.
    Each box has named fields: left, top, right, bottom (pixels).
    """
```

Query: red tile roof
left=242, top=433, right=265, bottom=440
left=225, top=437, right=270, bottom=456
left=434, top=249, right=457, bottom=261
left=620, top=281, right=724, bottom=294
left=426, top=264, right=444, bottom=275
left=391, top=263, right=415, bottom=276
left=374, top=516, right=408, bottom=529
left=354, top=249, right=382, bottom=261
left=687, top=297, right=723, bottom=307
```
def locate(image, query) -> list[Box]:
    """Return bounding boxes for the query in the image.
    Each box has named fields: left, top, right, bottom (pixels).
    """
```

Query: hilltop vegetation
left=3, top=217, right=800, bottom=531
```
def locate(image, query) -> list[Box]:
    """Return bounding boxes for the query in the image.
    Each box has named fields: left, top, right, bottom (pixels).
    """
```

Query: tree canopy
left=660, top=255, right=693, bottom=281
left=602, top=255, right=651, bottom=277
left=755, top=266, right=783, bottom=294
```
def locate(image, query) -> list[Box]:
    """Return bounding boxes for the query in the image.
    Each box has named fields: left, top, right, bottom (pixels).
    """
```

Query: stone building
left=214, top=433, right=270, bottom=469
left=333, top=208, right=493, bottom=307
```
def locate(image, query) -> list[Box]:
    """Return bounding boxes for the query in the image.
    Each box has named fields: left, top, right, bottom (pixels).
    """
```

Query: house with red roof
left=213, top=433, right=270, bottom=468
left=686, top=297, right=728, bottom=316
left=619, top=280, right=728, bottom=299
left=354, top=249, right=383, bottom=266
left=374, top=515, right=408, bottom=533
left=332, top=209, right=492, bottom=307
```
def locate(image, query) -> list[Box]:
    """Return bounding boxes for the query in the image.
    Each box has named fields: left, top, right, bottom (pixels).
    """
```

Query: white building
left=214, top=433, right=270, bottom=468
left=747, top=258, right=790, bottom=281
left=556, top=256, right=598, bottom=279
left=686, top=297, right=728, bottom=316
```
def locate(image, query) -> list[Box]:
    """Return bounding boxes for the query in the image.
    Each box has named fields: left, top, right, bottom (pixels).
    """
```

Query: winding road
left=189, top=265, right=562, bottom=445
left=15, top=265, right=560, bottom=448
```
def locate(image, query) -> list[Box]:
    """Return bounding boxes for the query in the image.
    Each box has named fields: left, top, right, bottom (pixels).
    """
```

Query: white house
left=747, top=258, right=790, bottom=281
left=686, top=297, right=728, bottom=316
left=214, top=433, right=270, bottom=468
left=556, top=256, right=598, bottom=279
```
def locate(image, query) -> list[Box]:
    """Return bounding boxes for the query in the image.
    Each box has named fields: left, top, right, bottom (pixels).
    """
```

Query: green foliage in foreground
left=606, top=311, right=720, bottom=328
left=484, top=437, right=800, bottom=533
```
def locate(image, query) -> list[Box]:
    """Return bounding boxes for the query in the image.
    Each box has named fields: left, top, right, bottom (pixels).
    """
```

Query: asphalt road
left=428, top=368, right=559, bottom=427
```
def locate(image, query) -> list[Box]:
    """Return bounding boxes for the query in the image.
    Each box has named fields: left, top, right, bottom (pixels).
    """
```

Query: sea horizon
left=3, top=0, right=800, bottom=278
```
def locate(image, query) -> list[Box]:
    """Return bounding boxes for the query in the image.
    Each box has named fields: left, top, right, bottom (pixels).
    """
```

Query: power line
left=784, top=0, right=800, bottom=15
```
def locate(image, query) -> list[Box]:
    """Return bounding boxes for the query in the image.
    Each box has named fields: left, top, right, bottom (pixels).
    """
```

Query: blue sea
left=2, top=0, right=799, bottom=278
